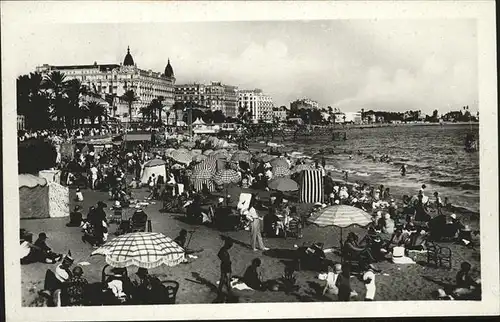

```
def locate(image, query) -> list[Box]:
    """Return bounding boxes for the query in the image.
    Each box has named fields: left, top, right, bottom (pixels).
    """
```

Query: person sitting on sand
left=66, top=205, right=84, bottom=227
left=174, top=229, right=188, bottom=249
left=40, top=252, right=74, bottom=300
left=405, top=228, right=428, bottom=251
left=63, top=266, right=89, bottom=306
left=343, top=233, right=374, bottom=265
left=34, top=232, right=63, bottom=264
left=452, top=262, right=480, bottom=299
left=242, top=258, right=265, bottom=290
left=75, top=188, right=84, bottom=202
left=380, top=213, right=395, bottom=235
left=386, top=228, right=408, bottom=252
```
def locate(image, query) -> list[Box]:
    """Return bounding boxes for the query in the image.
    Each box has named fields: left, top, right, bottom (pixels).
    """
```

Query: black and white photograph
left=2, top=1, right=498, bottom=321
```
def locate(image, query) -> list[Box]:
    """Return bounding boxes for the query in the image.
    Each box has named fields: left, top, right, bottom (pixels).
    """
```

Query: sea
left=274, top=123, right=480, bottom=215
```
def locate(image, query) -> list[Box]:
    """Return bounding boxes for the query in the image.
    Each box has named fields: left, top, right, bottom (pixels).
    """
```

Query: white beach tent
left=140, top=159, right=167, bottom=185
left=19, top=174, right=69, bottom=219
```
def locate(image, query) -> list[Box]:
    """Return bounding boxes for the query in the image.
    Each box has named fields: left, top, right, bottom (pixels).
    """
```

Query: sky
left=13, top=20, right=478, bottom=114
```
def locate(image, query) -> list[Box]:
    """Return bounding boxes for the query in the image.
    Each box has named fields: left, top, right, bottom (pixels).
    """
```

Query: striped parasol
left=308, top=205, right=372, bottom=228
left=268, top=177, right=299, bottom=192
left=191, top=168, right=214, bottom=180
left=170, top=149, right=193, bottom=165
left=213, top=169, right=241, bottom=185
left=194, top=156, right=217, bottom=172
left=308, top=205, right=372, bottom=248
left=273, top=166, right=292, bottom=178
left=270, top=157, right=290, bottom=169
left=190, top=168, right=215, bottom=192
left=91, top=232, right=185, bottom=269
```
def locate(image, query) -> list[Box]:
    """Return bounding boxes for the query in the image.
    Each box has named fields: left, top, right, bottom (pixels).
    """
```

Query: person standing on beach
left=434, top=191, right=443, bottom=215
left=216, top=239, right=234, bottom=302
left=243, top=196, right=269, bottom=251
left=400, top=164, right=406, bottom=176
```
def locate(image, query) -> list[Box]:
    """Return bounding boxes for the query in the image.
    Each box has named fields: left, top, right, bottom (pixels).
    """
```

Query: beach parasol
left=191, top=168, right=214, bottom=180
left=164, top=148, right=176, bottom=158
left=91, top=232, right=185, bottom=269
left=213, top=169, right=241, bottom=186
left=143, top=159, right=166, bottom=168
left=203, top=149, right=214, bottom=156
left=308, top=205, right=372, bottom=249
left=194, top=156, right=217, bottom=172
left=190, top=168, right=215, bottom=192
left=272, top=166, right=292, bottom=178
left=258, top=154, right=275, bottom=163
left=268, top=177, right=299, bottom=192
left=191, top=149, right=203, bottom=156
left=270, top=157, right=290, bottom=169
left=170, top=149, right=193, bottom=165
left=231, top=150, right=252, bottom=163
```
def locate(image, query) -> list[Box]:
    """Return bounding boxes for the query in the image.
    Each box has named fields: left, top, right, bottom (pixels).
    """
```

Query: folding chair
left=438, top=246, right=452, bottom=270
left=160, top=280, right=179, bottom=304
left=284, top=219, right=302, bottom=239
left=426, top=241, right=440, bottom=267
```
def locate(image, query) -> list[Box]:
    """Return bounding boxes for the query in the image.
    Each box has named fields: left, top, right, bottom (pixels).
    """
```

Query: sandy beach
left=21, top=184, right=481, bottom=306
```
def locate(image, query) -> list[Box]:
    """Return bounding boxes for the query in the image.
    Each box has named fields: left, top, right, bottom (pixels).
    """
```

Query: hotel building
left=238, top=89, right=274, bottom=123
left=174, top=82, right=239, bottom=118
left=36, top=47, right=176, bottom=121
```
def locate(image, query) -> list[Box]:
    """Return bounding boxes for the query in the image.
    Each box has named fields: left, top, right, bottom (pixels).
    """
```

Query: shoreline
left=247, top=142, right=480, bottom=221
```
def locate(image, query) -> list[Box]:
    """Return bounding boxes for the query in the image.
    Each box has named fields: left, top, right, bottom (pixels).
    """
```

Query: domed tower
left=164, top=58, right=174, bottom=78
left=123, top=46, right=135, bottom=66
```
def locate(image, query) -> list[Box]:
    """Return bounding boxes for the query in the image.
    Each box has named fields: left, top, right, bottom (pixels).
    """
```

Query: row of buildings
left=34, top=48, right=368, bottom=124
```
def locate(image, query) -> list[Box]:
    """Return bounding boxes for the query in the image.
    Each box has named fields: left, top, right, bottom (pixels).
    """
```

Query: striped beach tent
left=191, top=168, right=215, bottom=192
left=299, top=170, right=324, bottom=203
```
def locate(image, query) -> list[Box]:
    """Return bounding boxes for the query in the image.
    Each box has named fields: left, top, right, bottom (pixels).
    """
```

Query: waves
left=430, top=179, right=479, bottom=191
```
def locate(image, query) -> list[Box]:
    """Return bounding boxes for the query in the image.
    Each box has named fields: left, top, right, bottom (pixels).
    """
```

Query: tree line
left=17, top=71, right=141, bottom=130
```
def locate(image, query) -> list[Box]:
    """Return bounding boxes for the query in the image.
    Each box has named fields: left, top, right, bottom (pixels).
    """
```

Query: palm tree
left=105, top=93, right=118, bottom=117
left=43, top=71, right=68, bottom=127
left=122, top=90, right=138, bottom=122
left=65, top=79, right=85, bottom=128
left=140, top=105, right=154, bottom=124
left=84, top=101, right=107, bottom=126
left=149, top=98, right=164, bottom=125
left=156, top=96, right=165, bottom=125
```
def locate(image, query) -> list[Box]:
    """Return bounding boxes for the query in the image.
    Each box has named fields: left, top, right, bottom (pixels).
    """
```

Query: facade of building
left=174, top=82, right=239, bottom=118
left=238, top=89, right=274, bottom=123
left=344, top=112, right=362, bottom=124
left=290, top=98, right=320, bottom=111
left=36, top=47, right=176, bottom=121
left=272, top=106, right=288, bottom=122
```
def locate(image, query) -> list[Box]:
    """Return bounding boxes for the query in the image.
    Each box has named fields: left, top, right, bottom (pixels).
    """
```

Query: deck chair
left=131, top=215, right=148, bottom=233
left=426, top=241, right=440, bottom=267
left=160, top=280, right=179, bottom=304
left=438, top=246, right=452, bottom=270
left=284, top=219, right=302, bottom=239
left=110, top=210, right=123, bottom=224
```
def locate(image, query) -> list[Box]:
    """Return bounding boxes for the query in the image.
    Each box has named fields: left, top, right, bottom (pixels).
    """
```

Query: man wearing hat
left=40, top=251, right=74, bottom=301
left=34, top=232, right=63, bottom=263
left=67, top=205, right=83, bottom=227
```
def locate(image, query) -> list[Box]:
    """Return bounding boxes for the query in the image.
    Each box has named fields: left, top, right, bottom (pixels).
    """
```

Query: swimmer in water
left=400, top=164, right=406, bottom=176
